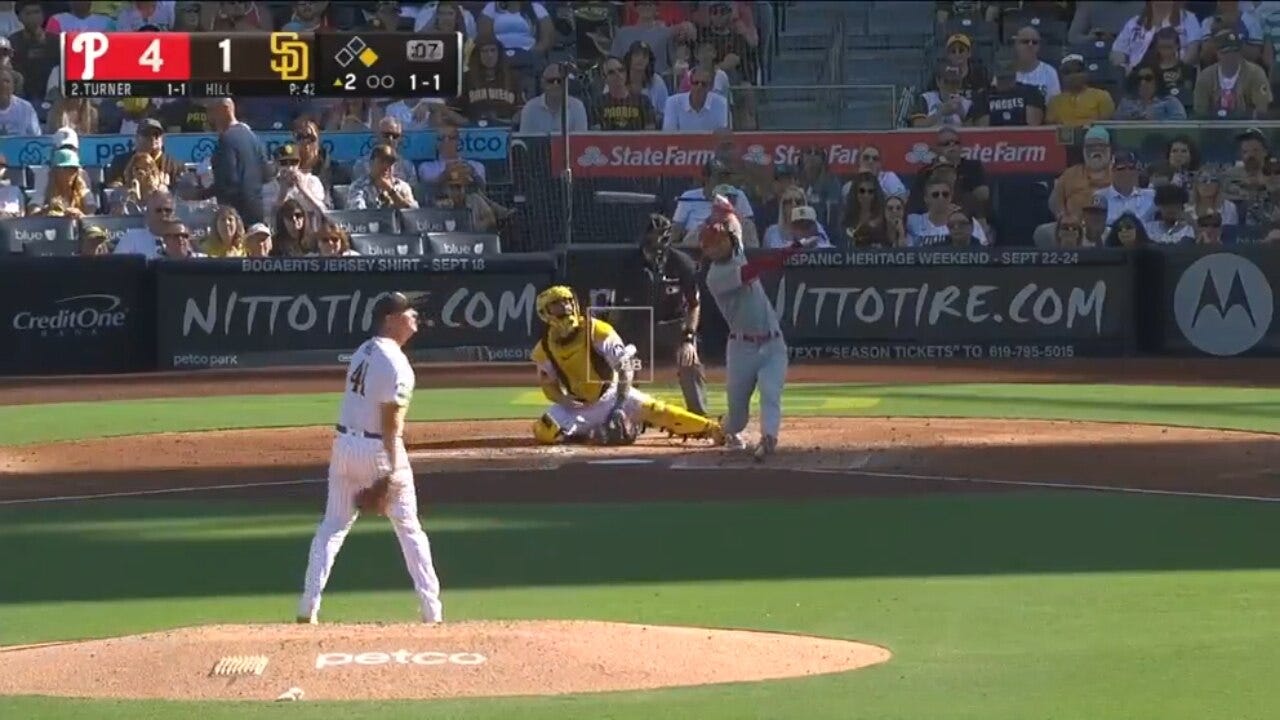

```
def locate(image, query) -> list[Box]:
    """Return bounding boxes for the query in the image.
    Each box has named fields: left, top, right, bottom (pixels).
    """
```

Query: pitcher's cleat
left=296, top=615, right=317, bottom=625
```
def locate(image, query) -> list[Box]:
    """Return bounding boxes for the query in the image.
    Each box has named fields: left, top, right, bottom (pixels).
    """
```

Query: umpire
left=636, top=213, right=708, bottom=417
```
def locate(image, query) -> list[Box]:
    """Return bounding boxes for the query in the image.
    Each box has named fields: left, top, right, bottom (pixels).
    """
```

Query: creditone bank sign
left=315, top=650, right=488, bottom=669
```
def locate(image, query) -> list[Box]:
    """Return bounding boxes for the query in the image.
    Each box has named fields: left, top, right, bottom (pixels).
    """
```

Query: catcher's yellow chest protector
left=532, top=319, right=616, bottom=402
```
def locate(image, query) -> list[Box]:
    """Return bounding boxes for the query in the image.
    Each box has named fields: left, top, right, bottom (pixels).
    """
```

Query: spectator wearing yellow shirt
left=1046, top=54, right=1116, bottom=126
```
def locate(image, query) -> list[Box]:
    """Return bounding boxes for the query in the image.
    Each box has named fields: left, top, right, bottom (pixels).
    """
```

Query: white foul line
left=793, top=467, right=1280, bottom=504
left=3, top=468, right=1276, bottom=506
left=0, top=478, right=325, bottom=506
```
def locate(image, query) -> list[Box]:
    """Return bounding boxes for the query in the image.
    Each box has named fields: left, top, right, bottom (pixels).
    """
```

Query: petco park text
left=315, top=650, right=487, bottom=669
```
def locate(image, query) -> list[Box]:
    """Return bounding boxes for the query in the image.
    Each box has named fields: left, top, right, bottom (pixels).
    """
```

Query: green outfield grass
left=4, top=382, right=1280, bottom=445
left=1, top=383, right=1278, bottom=719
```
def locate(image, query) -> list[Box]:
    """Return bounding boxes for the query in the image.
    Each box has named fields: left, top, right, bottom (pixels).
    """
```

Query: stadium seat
left=79, top=215, right=145, bottom=249
left=943, top=17, right=998, bottom=47
left=323, top=208, right=400, bottom=235
left=21, top=238, right=80, bottom=257
left=349, top=233, right=426, bottom=257
left=331, top=184, right=350, bottom=210
left=398, top=207, right=474, bottom=235
left=424, top=231, right=502, bottom=256
left=1004, top=10, right=1067, bottom=45
left=1070, top=39, right=1112, bottom=65
left=82, top=166, right=105, bottom=189
left=0, top=217, right=77, bottom=254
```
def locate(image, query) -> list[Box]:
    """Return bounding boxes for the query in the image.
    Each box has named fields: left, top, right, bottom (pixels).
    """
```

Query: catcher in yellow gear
left=530, top=285, right=724, bottom=445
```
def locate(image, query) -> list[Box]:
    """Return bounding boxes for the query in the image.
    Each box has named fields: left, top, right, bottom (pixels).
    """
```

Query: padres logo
left=270, top=32, right=310, bottom=81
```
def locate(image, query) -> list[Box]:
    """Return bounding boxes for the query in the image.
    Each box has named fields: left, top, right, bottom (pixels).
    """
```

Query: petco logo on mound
left=315, top=650, right=487, bottom=669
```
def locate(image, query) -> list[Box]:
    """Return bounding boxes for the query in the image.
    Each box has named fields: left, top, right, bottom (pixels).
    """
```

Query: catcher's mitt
left=596, top=408, right=639, bottom=446
left=355, top=476, right=391, bottom=515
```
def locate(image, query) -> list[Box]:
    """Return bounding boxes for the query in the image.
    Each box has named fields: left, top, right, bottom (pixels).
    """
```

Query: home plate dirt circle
left=0, top=621, right=891, bottom=701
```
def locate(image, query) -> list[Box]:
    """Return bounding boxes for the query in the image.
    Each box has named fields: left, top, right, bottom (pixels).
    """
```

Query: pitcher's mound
left=0, top=621, right=891, bottom=701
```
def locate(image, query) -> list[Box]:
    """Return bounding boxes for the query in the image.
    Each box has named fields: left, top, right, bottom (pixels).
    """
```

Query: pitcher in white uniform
left=297, top=292, right=444, bottom=624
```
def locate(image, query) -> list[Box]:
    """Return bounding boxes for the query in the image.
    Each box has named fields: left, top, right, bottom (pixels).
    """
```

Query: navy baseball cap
left=1112, top=150, right=1138, bottom=168
left=372, top=292, right=415, bottom=322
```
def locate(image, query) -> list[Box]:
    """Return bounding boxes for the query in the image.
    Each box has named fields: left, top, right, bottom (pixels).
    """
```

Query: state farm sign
left=553, top=128, right=1065, bottom=179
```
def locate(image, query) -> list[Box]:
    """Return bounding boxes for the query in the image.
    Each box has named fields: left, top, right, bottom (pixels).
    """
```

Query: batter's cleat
left=753, top=435, right=777, bottom=463
left=296, top=615, right=317, bottom=625
left=723, top=433, right=747, bottom=451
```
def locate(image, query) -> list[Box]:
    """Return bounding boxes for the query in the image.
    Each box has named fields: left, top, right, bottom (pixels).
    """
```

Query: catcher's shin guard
left=532, top=414, right=564, bottom=445
left=639, top=398, right=723, bottom=441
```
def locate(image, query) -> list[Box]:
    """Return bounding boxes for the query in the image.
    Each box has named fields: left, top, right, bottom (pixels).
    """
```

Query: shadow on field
left=0, top=472, right=1277, bottom=604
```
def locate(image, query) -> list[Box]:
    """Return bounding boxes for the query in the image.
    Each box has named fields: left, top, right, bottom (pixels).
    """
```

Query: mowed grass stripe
left=4, top=383, right=1280, bottom=445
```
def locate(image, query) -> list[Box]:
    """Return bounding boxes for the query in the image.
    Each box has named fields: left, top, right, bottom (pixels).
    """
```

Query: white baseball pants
left=544, top=385, right=649, bottom=436
left=298, top=433, right=443, bottom=622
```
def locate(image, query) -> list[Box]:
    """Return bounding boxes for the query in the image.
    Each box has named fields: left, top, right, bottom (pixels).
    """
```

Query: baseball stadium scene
left=2, top=1, right=1279, bottom=717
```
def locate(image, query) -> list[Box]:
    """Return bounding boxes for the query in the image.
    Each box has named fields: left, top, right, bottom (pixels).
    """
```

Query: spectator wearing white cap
left=765, top=205, right=832, bottom=249
left=0, top=67, right=38, bottom=135
left=51, top=125, right=78, bottom=150
left=0, top=36, right=24, bottom=96
left=244, top=223, right=273, bottom=257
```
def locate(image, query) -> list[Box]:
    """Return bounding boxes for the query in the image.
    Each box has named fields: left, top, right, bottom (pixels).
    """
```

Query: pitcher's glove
left=599, top=408, right=639, bottom=446
left=355, top=476, right=391, bottom=515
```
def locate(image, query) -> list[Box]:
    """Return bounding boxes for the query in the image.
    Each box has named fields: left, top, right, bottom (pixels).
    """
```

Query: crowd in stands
left=0, top=1, right=1278, bottom=258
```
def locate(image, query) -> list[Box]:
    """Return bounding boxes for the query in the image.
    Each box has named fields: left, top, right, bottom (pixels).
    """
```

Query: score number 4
left=71, top=33, right=167, bottom=77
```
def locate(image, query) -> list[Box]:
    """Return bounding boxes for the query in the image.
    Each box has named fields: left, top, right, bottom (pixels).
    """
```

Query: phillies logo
left=69, top=33, right=110, bottom=80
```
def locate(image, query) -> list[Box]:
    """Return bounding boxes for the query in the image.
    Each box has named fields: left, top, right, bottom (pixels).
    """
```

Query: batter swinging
left=530, top=285, right=724, bottom=446
left=297, top=292, right=443, bottom=624
left=701, top=196, right=812, bottom=460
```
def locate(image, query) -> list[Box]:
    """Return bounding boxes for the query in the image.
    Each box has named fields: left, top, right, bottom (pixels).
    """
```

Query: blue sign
left=0, top=128, right=509, bottom=168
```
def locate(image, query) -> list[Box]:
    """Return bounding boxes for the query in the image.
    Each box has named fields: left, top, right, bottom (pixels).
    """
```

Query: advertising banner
left=0, top=256, right=151, bottom=374
left=0, top=128, right=510, bottom=168
left=763, top=249, right=1132, bottom=360
left=1156, top=247, right=1279, bottom=356
left=549, top=127, right=1068, bottom=179
left=154, top=254, right=558, bottom=369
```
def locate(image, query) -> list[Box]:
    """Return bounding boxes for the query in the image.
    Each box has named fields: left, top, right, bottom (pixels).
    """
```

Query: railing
left=755, top=84, right=897, bottom=131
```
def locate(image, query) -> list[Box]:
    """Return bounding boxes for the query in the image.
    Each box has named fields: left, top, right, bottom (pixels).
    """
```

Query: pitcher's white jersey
left=299, top=334, right=441, bottom=624
left=338, top=337, right=415, bottom=432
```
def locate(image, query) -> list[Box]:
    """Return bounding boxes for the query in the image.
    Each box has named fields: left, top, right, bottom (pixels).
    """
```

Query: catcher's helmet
left=536, top=285, right=583, bottom=339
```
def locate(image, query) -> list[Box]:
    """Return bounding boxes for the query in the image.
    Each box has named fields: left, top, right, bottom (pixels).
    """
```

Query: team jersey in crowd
left=974, top=82, right=1045, bottom=125
left=906, top=213, right=990, bottom=246
left=338, top=337, right=415, bottom=435
left=592, top=90, right=657, bottom=131
left=531, top=317, right=628, bottom=403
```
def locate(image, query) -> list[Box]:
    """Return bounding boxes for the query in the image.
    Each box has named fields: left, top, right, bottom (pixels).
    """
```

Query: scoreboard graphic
left=61, top=31, right=463, bottom=99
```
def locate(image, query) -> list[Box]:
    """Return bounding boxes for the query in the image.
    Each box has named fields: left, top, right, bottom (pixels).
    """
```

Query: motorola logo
left=1173, top=253, right=1273, bottom=356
